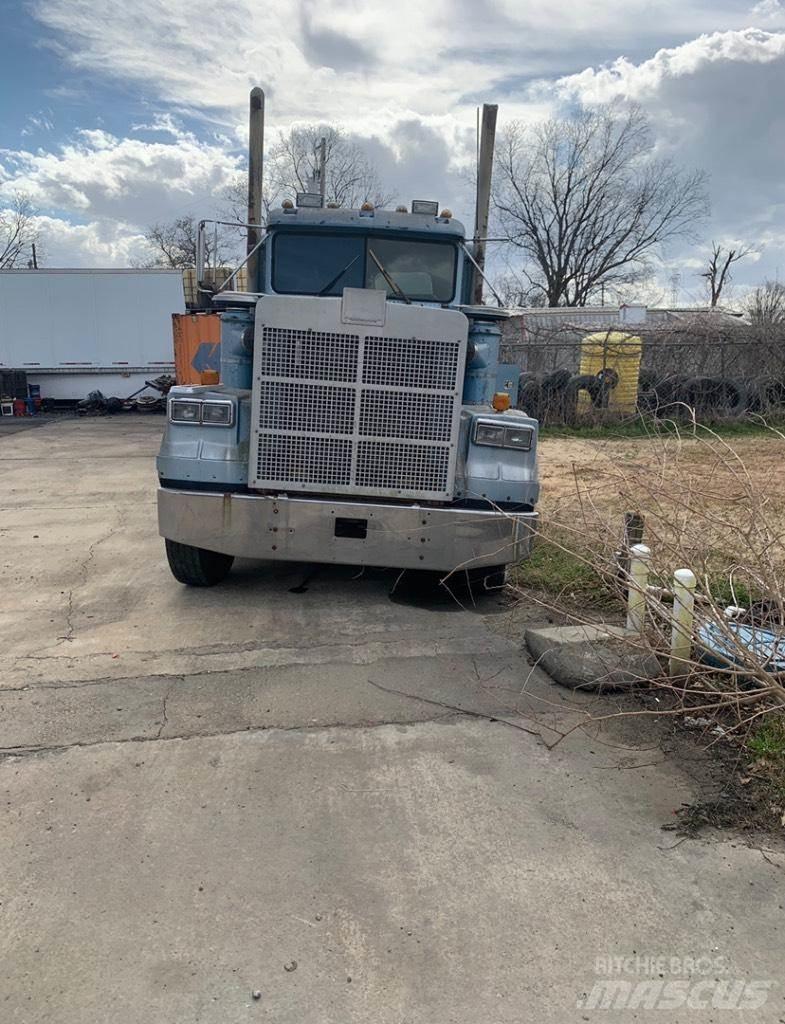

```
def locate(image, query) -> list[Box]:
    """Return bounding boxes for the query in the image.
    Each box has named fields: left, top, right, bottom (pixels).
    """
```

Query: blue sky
left=2, top=0, right=785, bottom=304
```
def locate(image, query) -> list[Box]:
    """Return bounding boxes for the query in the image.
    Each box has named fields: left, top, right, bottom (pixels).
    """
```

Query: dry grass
left=538, top=426, right=785, bottom=573
left=508, top=418, right=785, bottom=834
left=501, top=421, right=785, bottom=836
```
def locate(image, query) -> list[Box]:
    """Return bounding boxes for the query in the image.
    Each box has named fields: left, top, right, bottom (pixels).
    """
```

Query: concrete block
left=525, top=623, right=662, bottom=692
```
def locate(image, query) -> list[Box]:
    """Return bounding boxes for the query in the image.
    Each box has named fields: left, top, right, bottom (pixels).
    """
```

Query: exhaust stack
left=247, top=87, right=265, bottom=290
left=472, top=103, right=498, bottom=305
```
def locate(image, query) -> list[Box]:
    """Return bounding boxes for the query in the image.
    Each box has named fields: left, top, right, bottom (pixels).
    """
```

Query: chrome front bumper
left=158, top=489, right=537, bottom=572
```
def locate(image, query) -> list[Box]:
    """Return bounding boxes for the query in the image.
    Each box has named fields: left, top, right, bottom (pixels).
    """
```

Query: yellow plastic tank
left=578, top=330, right=643, bottom=413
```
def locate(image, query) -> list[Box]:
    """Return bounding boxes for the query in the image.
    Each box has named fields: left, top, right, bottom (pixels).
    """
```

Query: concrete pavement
left=1, top=416, right=783, bottom=1022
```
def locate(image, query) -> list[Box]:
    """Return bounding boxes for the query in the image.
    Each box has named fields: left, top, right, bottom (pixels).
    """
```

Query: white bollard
left=669, top=568, right=697, bottom=676
left=626, top=543, right=651, bottom=633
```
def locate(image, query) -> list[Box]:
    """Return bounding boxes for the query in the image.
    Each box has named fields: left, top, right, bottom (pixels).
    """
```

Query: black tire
left=518, top=379, right=542, bottom=417
left=165, top=539, right=234, bottom=587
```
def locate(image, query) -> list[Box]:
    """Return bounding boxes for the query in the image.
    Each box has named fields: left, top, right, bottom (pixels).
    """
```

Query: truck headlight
left=474, top=422, right=505, bottom=447
left=201, top=401, right=234, bottom=426
left=503, top=426, right=533, bottom=450
left=473, top=421, right=534, bottom=451
left=170, top=399, right=201, bottom=423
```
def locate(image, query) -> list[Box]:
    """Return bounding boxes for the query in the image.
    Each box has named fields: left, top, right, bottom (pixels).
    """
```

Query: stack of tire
left=517, top=368, right=621, bottom=426
left=517, top=369, right=785, bottom=423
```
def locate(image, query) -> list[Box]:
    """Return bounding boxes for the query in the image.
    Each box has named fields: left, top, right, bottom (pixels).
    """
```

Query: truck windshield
left=272, top=232, right=457, bottom=302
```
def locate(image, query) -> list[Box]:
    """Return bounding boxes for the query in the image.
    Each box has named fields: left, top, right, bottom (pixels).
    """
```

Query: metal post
left=319, top=136, right=326, bottom=206
left=626, top=543, right=651, bottom=633
left=617, top=511, right=644, bottom=593
left=625, top=512, right=645, bottom=548
left=247, top=87, right=265, bottom=290
left=669, top=568, right=697, bottom=676
left=472, top=103, right=498, bottom=306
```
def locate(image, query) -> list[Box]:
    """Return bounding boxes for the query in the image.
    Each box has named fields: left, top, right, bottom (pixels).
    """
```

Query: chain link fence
left=500, top=315, right=785, bottom=425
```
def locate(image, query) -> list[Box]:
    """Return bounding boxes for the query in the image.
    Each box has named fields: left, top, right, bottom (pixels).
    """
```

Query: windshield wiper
left=368, top=247, right=412, bottom=304
left=317, top=254, right=361, bottom=296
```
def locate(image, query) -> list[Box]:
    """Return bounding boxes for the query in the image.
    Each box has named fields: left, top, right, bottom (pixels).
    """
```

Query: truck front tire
left=164, top=539, right=234, bottom=587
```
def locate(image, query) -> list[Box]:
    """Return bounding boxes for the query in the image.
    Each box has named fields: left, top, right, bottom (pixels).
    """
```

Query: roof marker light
left=296, top=191, right=323, bottom=208
left=411, top=199, right=439, bottom=215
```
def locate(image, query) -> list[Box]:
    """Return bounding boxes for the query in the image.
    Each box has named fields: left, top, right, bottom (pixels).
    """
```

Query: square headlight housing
left=473, top=420, right=535, bottom=451
left=169, top=399, right=202, bottom=424
left=474, top=422, right=505, bottom=447
left=201, top=400, right=234, bottom=426
left=503, top=425, right=533, bottom=450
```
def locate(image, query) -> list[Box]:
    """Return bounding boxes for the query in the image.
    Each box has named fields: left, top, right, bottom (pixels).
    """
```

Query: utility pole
left=319, top=136, right=326, bottom=207
left=472, top=103, right=498, bottom=305
left=31, top=243, right=38, bottom=270
left=247, top=87, right=265, bottom=291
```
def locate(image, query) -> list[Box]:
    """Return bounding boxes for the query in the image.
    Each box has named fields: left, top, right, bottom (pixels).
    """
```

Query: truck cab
left=157, top=200, right=538, bottom=589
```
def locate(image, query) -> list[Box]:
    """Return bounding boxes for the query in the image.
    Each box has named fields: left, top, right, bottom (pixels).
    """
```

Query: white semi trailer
left=0, top=268, right=183, bottom=401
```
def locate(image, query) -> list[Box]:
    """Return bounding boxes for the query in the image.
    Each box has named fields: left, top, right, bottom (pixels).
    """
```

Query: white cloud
left=21, top=112, right=55, bottom=137
left=31, top=215, right=150, bottom=267
left=9, top=3, right=785, bottom=285
left=751, top=0, right=785, bottom=22
left=543, top=27, right=785, bottom=287
left=26, top=0, right=745, bottom=133
left=553, top=28, right=785, bottom=105
left=0, top=125, right=242, bottom=226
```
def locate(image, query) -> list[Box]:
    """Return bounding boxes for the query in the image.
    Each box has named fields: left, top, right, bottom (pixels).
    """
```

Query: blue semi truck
left=157, top=103, right=539, bottom=590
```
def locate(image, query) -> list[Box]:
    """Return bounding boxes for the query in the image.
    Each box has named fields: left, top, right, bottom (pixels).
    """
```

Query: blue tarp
left=696, top=620, right=785, bottom=674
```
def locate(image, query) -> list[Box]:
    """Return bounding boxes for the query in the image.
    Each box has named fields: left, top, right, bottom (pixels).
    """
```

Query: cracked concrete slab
left=0, top=652, right=560, bottom=753
left=2, top=719, right=784, bottom=1024
left=3, top=417, right=785, bottom=1023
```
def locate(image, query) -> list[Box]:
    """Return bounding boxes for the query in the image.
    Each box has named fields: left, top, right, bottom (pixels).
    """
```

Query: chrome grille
left=260, top=327, right=359, bottom=381
left=259, top=380, right=355, bottom=434
left=256, top=434, right=352, bottom=487
left=359, top=390, right=454, bottom=441
left=356, top=441, right=452, bottom=492
left=250, top=300, right=466, bottom=500
left=363, top=336, right=460, bottom=389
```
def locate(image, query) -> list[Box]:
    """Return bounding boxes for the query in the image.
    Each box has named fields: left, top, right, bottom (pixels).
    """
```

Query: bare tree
left=221, top=125, right=392, bottom=224
left=270, top=125, right=392, bottom=209
left=493, top=270, right=546, bottom=308
left=700, top=242, right=751, bottom=307
left=747, top=279, right=785, bottom=326
left=142, top=215, right=232, bottom=269
left=493, top=104, right=709, bottom=307
left=0, top=193, right=41, bottom=269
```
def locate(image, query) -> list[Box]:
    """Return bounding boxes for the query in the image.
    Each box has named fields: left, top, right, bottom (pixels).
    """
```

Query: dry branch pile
left=519, top=420, right=785, bottom=728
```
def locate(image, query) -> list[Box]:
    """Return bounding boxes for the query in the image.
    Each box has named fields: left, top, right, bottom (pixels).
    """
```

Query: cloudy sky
left=2, top=0, right=785, bottom=302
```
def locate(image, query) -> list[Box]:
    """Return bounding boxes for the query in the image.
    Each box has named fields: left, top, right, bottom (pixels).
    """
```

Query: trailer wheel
left=164, top=539, right=234, bottom=587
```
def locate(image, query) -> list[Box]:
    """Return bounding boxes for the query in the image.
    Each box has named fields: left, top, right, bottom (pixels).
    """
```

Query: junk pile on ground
left=516, top=367, right=785, bottom=424
left=697, top=602, right=785, bottom=676
left=1, top=371, right=43, bottom=418
left=77, top=375, right=175, bottom=416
